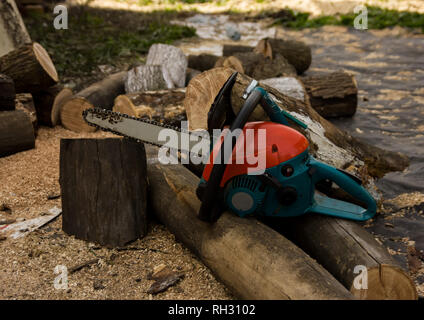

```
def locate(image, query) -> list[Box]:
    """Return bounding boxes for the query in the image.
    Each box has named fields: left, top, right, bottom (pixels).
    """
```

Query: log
left=145, top=145, right=352, bottom=300
left=255, top=38, right=312, bottom=74
left=302, top=71, right=358, bottom=118
left=0, top=42, right=58, bottom=93
left=0, top=0, right=31, bottom=57
left=0, top=110, right=34, bottom=157
left=188, top=54, right=220, bottom=72
left=216, top=52, right=296, bottom=79
left=184, top=68, right=408, bottom=180
left=146, top=44, right=187, bottom=88
left=269, top=215, right=418, bottom=299
left=125, top=65, right=167, bottom=94
left=113, top=88, right=186, bottom=128
left=260, top=77, right=307, bottom=102
left=222, top=44, right=252, bottom=56
left=15, top=93, right=37, bottom=134
left=60, top=138, right=148, bottom=247
left=0, top=73, right=15, bottom=110
left=32, top=85, right=73, bottom=126
left=60, top=71, right=126, bottom=132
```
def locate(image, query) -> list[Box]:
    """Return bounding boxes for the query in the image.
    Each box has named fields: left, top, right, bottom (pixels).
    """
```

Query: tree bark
left=0, top=110, right=34, bottom=157
left=0, top=73, right=15, bottom=110
left=184, top=68, right=408, bottom=180
left=0, top=0, right=31, bottom=57
left=255, top=38, right=312, bottom=74
left=269, top=214, right=418, bottom=299
left=60, top=138, right=148, bottom=247
left=145, top=145, right=352, bottom=300
left=188, top=54, right=220, bottom=72
left=60, top=71, right=126, bottom=132
left=15, top=92, right=37, bottom=134
left=146, top=44, right=187, bottom=88
left=32, top=85, right=73, bottom=126
left=0, top=42, right=58, bottom=93
left=125, top=65, right=167, bottom=94
left=113, top=88, right=186, bottom=127
left=301, top=71, right=358, bottom=118
left=222, top=44, right=252, bottom=56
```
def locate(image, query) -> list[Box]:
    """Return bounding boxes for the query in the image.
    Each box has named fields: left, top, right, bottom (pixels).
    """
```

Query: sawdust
left=0, top=127, right=232, bottom=300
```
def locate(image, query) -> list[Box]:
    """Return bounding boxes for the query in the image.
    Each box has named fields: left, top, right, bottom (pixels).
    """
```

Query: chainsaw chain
left=82, top=108, right=211, bottom=153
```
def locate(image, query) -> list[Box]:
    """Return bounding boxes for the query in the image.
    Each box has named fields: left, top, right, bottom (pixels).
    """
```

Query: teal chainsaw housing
left=221, top=150, right=376, bottom=221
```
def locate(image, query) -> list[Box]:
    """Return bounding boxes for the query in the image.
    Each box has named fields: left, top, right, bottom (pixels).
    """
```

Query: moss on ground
left=23, top=6, right=196, bottom=79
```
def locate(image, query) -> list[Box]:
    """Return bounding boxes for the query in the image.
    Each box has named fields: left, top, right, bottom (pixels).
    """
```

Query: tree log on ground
left=301, top=71, right=358, bottom=118
left=0, top=0, right=31, bottom=57
left=60, top=71, right=126, bottom=132
left=113, top=89, right=186, bottom=127
left=269, top=214, right=417, bottom=300
left=145, top=145, right=352, bottom=300
left=216, top=52, right=296, bottom=79
left=125, top=65, right=167, bottom=94
left=0, top=73, right=15, bottom=110
left=222, top=44, right=253, bottom=56
left=15, top=93, right=37, bottom=134
left=60, top=138, right=148, bottom=247
left=32, top=85, right=73, bottom=126
left=146, top=44, right=187, bottom=88
left=255, top=38, right=312, bottom=74
left=188, top=54, right=220, bottom=72
left=184, top=68, right=408, bottom=180
left=0, top=110, right=34, bottom=157
left=0, top=42, right=58, bottom=93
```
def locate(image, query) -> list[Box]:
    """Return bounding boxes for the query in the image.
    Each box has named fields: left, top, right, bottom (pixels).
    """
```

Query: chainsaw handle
left=198, top=89, right=264, bottom=222
left=309, top=158, right=377, bottom=221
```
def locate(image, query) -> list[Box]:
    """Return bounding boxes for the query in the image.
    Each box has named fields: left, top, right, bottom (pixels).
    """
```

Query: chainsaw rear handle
left=198, top=88, right=264, bottom=222
left=309, top=158, right=377, bottom=221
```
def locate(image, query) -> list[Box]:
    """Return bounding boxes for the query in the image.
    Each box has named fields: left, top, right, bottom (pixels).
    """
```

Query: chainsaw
left=83, top=72, right=376, bottom=223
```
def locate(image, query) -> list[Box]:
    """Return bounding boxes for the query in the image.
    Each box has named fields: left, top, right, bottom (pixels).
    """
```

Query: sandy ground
left=0, top=127, right=232, bottom=300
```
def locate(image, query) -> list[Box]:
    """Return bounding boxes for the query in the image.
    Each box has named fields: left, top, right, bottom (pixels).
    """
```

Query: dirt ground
left=0, top=127, right=233, bottom=299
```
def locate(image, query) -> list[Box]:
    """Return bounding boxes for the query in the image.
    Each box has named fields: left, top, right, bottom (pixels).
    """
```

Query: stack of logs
left=0, top=0, right=72, bottom=158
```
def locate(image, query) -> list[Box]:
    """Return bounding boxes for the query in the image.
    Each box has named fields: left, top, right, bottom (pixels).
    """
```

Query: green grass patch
left=271, top=6, right=424, bottom=32
left=24, top=6, right=196, bottom=78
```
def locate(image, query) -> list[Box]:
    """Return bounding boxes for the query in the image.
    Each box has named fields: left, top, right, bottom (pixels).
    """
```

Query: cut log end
left=60, top=97, right=97, bottom=133
left=351, top=265, right=418, bottom=300
left=33, top=42, right=58, bottom=83
left=51, top=88, right=73, bottom=126
left=113, top=95, right=137, bottom=117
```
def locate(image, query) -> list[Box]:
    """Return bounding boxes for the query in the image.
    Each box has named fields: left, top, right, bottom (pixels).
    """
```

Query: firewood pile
left=0, top=0, right=419, bottom=300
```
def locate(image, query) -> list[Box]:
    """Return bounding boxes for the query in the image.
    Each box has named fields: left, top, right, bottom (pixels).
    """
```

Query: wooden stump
left=302, top=71, right=358, bottom=118
left=15, top=93, right=37, bottom=134
left=0, top=110, right=35, bottom=157
left=255, top=38, right=312, bottom=74
left=145, top=145, right=352, bottom=300
left=0, top=42, right=58, bottom=93
left=0, top=74, right=15, bottom=111
left=146, top=44, right=187, bottom=88
left=113, top=89, right=186, bottom=127
left=60, top=71, right=126, bottom=132
left=32, top=85, right=73, bottom=126
left=188, top=54, right=220, bottom=72
left=0, top=0, right=31, bottom=57
left=60, top=138, right=148, bottom=247
left=271, top=215, right=418, bottom=300
left=125, top=65, right=167, bottom=94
